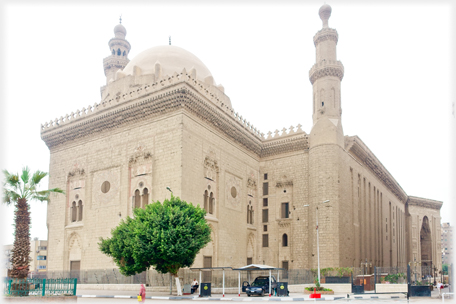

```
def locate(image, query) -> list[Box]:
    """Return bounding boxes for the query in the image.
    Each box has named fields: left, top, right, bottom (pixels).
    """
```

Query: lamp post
left=304, top=199, right=330, bottom=284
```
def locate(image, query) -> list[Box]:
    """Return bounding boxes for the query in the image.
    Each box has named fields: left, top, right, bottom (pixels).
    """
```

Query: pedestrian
left=437, top=281, right=443, bottom=296
left=139, top=284, right=146, bottom=302
left=191, top=278, right=199, bottom=294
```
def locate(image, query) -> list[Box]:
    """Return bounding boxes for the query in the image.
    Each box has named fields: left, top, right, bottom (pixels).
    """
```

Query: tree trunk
left=10, top=198, right=31, bottom=279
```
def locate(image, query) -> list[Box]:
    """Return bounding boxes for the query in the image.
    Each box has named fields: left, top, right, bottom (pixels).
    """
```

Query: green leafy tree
left=442, top=264, right=448, bottom=275
left=99, top=195, right=211, bottom=278
left=2, top=167, right=64, bottom=279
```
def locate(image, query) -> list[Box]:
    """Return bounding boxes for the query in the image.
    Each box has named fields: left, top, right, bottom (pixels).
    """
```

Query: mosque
left=41, top=4, right=442, bottom=275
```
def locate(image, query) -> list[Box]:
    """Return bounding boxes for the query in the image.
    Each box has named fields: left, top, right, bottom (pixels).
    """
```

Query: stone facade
left=41, top=5, right=442, bottom=274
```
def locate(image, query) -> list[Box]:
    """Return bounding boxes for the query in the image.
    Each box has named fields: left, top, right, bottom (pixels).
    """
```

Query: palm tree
left=2, top=167, right=64, bottom=279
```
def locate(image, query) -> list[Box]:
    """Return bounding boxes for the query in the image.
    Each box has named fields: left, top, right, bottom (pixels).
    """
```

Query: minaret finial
left=119, top=15, right=122, bottom=24
left=169, top=36, right=171, bottom=45
left=319, top=4, right=332, bottom=28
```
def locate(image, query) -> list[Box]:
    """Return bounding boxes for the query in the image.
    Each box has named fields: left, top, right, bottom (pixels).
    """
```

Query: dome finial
left=319, top=4, right=332, bottom=28
left=119, top=14, right=122, bottom=24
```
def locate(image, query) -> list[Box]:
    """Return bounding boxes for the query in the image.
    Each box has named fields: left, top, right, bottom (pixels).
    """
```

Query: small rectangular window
left=262, top=209, right=269, bottom=223
left=247, top=257, right=253, bottom=265
left=263, top=198, right=268, bottom=207
left=263, top=182, right=269, bottom=196
left=262, top=234, right=269, bottom=247
left=264, top=225, right=268, bottom=232
left=264, top=173, right=268, bottom=180
left=281, top=203, right=289, bottom=219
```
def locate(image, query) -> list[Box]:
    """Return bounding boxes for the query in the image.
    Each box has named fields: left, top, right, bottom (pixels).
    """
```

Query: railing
left=3, top=278, right=77, bottom=297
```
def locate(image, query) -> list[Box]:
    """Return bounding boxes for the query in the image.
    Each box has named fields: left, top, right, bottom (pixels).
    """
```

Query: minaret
left=309, top=4, right=345, bottom=148
left=307, top=4, right=345, bottom=269
left=103, top=18, right=131, bottom=84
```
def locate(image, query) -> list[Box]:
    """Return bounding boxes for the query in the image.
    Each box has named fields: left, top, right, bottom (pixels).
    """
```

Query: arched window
left=209, top=192, right=214, bottom=214
left=142, top=188, right=149, bottom=208
left=123, top=50, right=126, bottom=56
left=71, top=202, right=77, bottom=222
left=203, top=190, right=208, bottom=212
left=320, top=89, right=325, bottom=107
left=250, top=206, right=254, bottom=224
left=112, top=49, right=115, bottom=55
left=134, top=189, right=141, bottom=209
left=117, top=48, right=121, bottom=56
left=282, top=234, right=288, bottom=247
left=247, top=205, right=250, bottom=224
left=78, top=200, right=83, bottom=221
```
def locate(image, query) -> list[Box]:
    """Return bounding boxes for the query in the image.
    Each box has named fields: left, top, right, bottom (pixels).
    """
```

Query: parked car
left=243, top=276, right=278, bottom=297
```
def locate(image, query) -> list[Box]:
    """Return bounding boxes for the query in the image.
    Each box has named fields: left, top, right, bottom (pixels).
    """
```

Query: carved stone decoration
left=68, top=162, right=85, bottom=178
left=204, top=153, right=219, bottom=181
left=129, top=143, right=152, bottom=165
left=278, top=221, right=292, bottom=228
left=313, top=28, right=339, bottom=46
left=276, top=175, right=293, bottom=188
left=92, top=167, right=120, bottom=207
left=246, top=171, right=257, bottom=197
left=225, top=172, right=242, bottom=212
left=309, top=66, right=344, bottom=84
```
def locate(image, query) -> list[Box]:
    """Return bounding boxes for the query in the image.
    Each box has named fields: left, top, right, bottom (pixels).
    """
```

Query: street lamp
left=304, top=199, right=330, bottom=284
left=166, top=187, right=173, bottom=193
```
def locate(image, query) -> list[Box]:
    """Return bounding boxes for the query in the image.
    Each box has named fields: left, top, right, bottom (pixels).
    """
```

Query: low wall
left=375, top=284, right=407, bottom=293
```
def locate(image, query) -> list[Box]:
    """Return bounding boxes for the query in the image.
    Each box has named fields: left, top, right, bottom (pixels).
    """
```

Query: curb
left=77, top=295, right=407, bottom=301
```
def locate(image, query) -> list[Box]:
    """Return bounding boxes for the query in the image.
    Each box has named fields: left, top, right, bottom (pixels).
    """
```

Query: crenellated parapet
left=40, top=67, right=307, bottom=157
left=309, top=59, right=344, bottom=85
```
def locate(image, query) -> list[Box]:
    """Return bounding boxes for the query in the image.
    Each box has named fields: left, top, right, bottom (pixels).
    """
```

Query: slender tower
left=308, top=4, right=346, bottom=268
left=103, top=18, right=131, bottom=83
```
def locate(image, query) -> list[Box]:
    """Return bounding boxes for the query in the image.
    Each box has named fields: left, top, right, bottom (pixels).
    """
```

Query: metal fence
left=29, top=268, right=356, bottom=287
left=3, top=278, right=77, bottom=297
left=374, top=267, right=408, bottom=284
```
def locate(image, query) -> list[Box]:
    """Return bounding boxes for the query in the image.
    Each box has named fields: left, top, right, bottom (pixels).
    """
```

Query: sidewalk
left=77, top=289, right=408, bottom=301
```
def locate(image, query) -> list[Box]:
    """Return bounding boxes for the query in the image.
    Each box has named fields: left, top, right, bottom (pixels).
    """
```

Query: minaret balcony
left=313, top=28, right=338, bottom=46
left=103, top=56, right=130, bottom=69
left=309, top=60, right=344, bottom=85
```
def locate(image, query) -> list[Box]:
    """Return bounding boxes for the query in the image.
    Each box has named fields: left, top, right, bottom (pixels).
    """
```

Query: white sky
left=1, top=1, right=455, bottom=246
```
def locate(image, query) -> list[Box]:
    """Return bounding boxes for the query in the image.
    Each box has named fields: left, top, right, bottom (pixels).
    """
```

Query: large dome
left=122, top=45, right=213, bottom=83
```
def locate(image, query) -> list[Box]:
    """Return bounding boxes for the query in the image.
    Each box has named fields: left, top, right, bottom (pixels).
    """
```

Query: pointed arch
left=420, top=216, right=432, bottom=267
left=117, top=48, right=121, bottom=56
left=77, top=200, right=83, bottom=221
left=204, top=190, right=208, bottom=212
left=71, top=201, right=77, bottom=222
left=282, top=234, right=288, bottom=247
left=142, top=188, right=149, bottom=208
left=320, top=89, right=325, bottom=107
left=134, top=189, right=141, bottom=209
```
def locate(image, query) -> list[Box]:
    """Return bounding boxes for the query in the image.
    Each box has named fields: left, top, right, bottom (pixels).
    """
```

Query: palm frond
left=3, top=170, right=20, bottom=189
left=32, top=194, right=50, bottom=202
left=20, top=167, right=30, bottom=184
left=30, top=171, right=48, bottom=187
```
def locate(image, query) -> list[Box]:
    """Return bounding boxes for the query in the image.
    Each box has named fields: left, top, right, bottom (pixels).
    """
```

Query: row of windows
left=134, top=188, right=149, bottom=209
left=203, top=190, right=214, bottom=215
left=38, top=246, right=47, bottom=250
left=37, top=256, right=46, bottom=260
left=112, top=48, right=127, bottom=56
left=262, top=234, right=288, bottom=247
left=261, top=203, right=290, bottom=222
left=71, top=201, right=83, bottom=222
left=37, top=266, right=46, bottom=269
